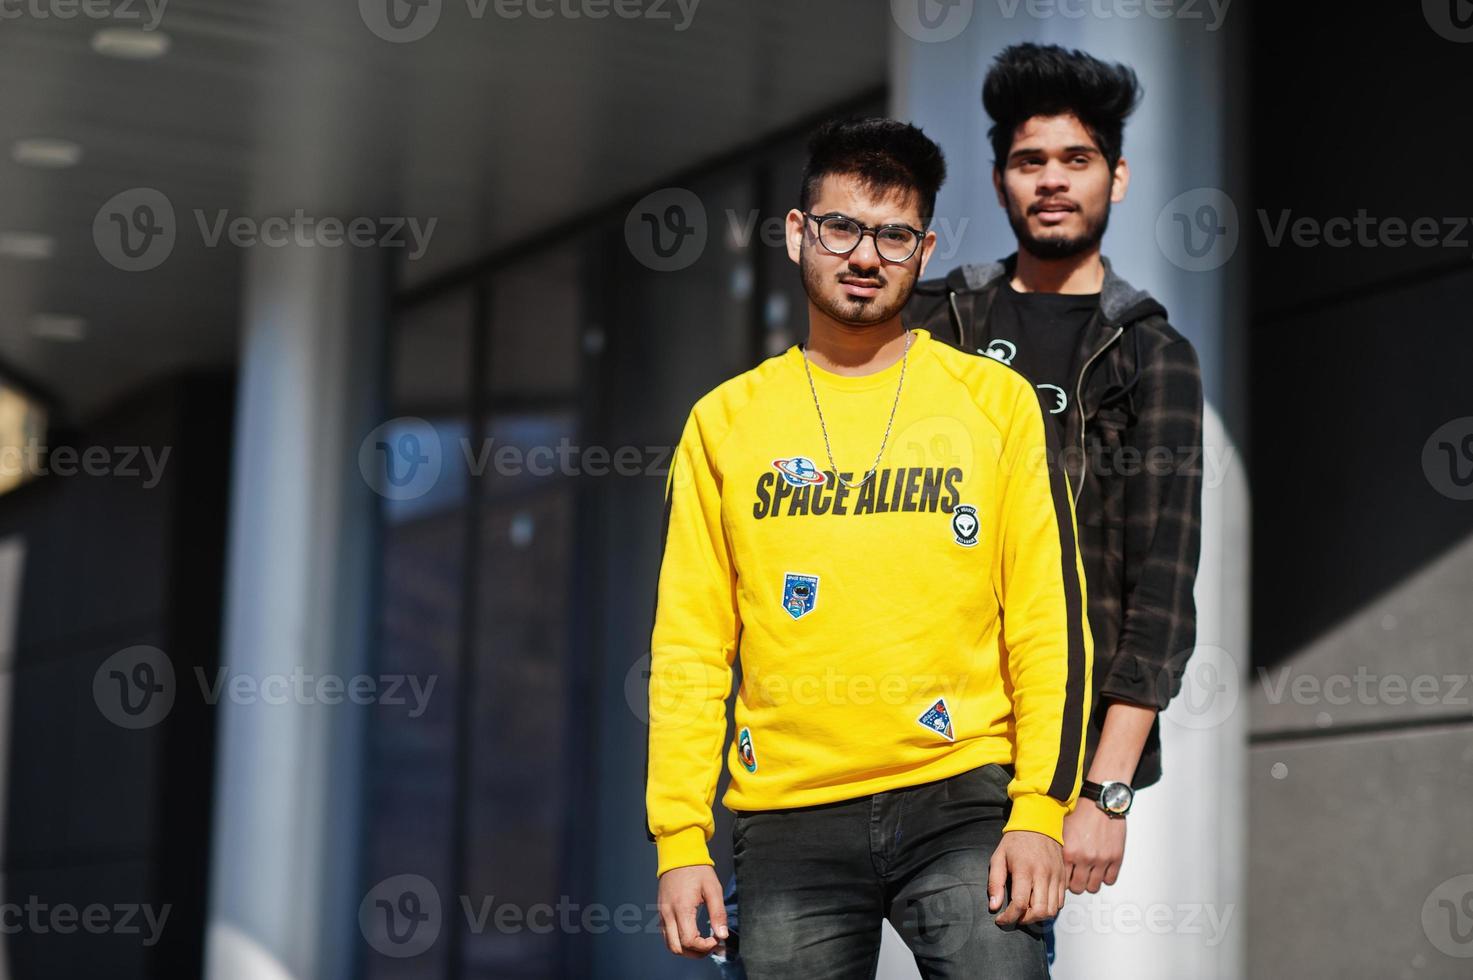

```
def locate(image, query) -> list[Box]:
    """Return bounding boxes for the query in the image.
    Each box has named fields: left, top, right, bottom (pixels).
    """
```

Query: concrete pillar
left=202, top=238, right=384, bottom=980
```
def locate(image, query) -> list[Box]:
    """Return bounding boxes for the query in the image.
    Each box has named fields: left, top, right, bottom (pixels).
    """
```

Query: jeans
left=719, top=763, right=1048, bottom=980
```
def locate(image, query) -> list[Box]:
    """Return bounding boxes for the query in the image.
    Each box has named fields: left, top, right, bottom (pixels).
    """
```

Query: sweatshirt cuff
left=1003, top=792, right=1072, bottom=845
left=655, top=826, right=714, bottom=878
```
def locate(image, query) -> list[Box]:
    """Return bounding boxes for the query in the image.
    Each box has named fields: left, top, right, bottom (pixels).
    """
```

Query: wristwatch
left=1080, top=779, right=1134, bottom=817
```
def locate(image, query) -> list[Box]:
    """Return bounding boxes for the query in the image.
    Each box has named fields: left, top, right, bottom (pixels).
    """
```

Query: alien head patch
left=782, top=572, right=819, bottom=620
left=917, top=698, right=955, bottom=741
left=951, top=504, right=979, bottom=547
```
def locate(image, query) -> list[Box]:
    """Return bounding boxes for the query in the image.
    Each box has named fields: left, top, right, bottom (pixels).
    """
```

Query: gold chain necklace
left=800, top=329, right=912, bottom=490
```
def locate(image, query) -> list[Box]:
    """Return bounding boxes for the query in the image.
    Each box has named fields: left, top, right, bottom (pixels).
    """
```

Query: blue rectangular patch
left=781, top=572, right=819, bottom=620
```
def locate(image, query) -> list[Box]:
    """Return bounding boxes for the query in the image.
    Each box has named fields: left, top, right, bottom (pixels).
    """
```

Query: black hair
left=798, top=117, right=947, bottom=225
left=982, top=43, right=1142, bottom=169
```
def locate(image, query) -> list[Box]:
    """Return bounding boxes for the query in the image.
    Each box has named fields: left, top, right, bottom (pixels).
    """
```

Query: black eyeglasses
left=801, top=211, right=926, bottom=262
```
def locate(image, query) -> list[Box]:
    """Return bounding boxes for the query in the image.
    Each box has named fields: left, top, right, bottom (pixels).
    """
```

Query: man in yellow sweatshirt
left=648, top=117, right=1091, bottom=978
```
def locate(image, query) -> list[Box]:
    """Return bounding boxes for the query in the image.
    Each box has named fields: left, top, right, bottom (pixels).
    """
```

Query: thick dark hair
left=982, top=43, right=1142, bottom=169
left=798, top=117, right=947, bottom=225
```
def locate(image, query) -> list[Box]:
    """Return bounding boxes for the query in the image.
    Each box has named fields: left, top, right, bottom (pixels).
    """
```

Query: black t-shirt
left=981, top=283, right=1099, bottom=440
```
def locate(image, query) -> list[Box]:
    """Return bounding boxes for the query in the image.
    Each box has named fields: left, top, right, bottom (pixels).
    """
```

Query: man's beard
left=1007, top=195, right=1111, bottom=260
left=800, top=245, right=912, bottom=327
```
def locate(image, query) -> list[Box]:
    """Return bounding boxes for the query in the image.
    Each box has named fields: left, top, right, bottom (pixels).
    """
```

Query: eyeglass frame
left=799, top=210, right=929, bottom=263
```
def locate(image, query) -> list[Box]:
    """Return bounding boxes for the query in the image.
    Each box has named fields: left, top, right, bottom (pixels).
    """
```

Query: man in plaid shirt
left=904, top=42, right=1204, bottom=964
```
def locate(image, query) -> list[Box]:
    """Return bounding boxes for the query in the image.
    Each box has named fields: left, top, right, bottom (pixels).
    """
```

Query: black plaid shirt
left=906, top=255, right=1204, bottom=789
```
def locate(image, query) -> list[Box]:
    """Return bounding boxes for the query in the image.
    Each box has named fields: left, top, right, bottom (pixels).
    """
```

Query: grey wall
left=0, top=373, right=233, bottom=978
left=1244, top=4, right=1473, bottom=978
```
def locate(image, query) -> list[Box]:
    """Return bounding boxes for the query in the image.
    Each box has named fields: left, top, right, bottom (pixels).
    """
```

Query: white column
left=203, top=239, right=383, bottom=980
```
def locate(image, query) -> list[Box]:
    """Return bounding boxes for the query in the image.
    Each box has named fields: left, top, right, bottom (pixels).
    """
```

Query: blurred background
left=0, top=1, right=1469, bottom=977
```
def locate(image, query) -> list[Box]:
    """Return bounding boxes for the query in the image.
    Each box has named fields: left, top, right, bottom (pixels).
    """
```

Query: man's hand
left=988, top=830, right=1065, bottom=926
left=656, top=865, right=728, bottom=958
left=1063, top=802, right=1127, bottom=894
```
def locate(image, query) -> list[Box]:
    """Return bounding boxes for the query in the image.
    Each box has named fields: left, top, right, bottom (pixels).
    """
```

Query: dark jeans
left=724, top=763, right=1049, bottom=980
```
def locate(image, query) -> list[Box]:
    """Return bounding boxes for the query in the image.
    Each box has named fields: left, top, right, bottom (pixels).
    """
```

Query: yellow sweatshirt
left=646, top=328, right=1091, bottom=877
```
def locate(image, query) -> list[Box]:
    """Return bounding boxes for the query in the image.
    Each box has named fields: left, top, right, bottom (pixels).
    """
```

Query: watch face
left=1100, top=782, right=1132, bottom=814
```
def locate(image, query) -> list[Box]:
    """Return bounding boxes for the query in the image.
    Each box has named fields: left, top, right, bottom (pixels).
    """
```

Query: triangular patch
left=917, top=697, right=955, bottom=741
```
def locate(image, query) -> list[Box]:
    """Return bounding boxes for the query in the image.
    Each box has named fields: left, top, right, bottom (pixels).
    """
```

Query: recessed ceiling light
left=30, top=315, right=87, bottom=342
left=90, top=27, right=171, bottom=60
left=11, top=138, right=82, bottom=169
left=0, top=232, right=55, bottom=260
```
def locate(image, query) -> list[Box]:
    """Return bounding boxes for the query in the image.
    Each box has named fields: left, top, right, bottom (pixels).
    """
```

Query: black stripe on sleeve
left=1040, top=403, right=1089, bottom=803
